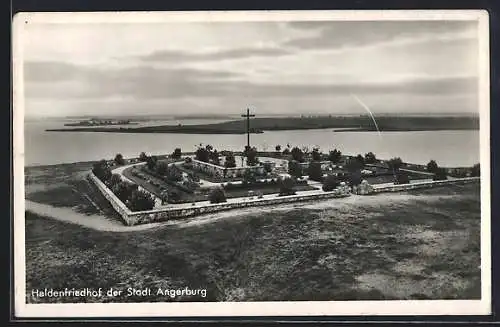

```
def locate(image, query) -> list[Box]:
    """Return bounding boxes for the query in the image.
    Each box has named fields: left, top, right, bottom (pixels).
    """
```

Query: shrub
left=146, top=155, right=158, bottom=170
left=112, top=181, right=138, bottom=203
left=244, top=146, right=259, bottom=166
left=288, top=160, right=302, bottom=178
left=263, top=161, right=273, bottom=173
left=346, top=156, right=364, bottom=173
left=279, top=177, right=296, bottom=196
left=155, top=161, right=169, bottom=175
left=139, top=152, right=148, bottom=162
left=209, top=187, right=227, bottom=203
left=427, top=160, right=439, bottom=174
left=322, top=174, right=340, bottom=192
left=308, top=161, right=323, bottom=182
left=114, top=153, right=125, bottom=165
left=128, top=189, right=155, bottom=211
left=290, top=147, right=304, bottom=162
left=387, top=157, right=403, bottom=172
left=109, top=173, right=122, bottom=187
left=311, top=148, right=322, bottom=161
left=92, top=159, right=112, bottom=183
left=394, top=173, right=410, bottom=184
left=172, top=148, right=182, bottom=159
left=224, top=152, right=237, bottom=168
left=328, top=149, right=342, bottom=163
left=433, top=167, right=448, bottom=181
left=364, top=152, right=376, bottom=164
left=471, top=163, right=480, bottom=177
left=348, top=171, right=363, bottom=187
left=166, top=164, right=182, bottom=182
left=195, top=147, right=210, bottom=162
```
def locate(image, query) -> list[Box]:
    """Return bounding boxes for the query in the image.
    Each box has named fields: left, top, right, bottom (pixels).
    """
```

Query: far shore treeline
left=45, top=115, right=479, bottom=134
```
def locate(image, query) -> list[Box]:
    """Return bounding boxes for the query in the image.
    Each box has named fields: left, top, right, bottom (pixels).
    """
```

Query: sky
left=18, top=16, right=482, bottom=118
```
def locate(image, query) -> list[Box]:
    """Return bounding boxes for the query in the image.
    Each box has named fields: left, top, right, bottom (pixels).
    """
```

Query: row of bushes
left=92, top=160, right=155, bottom=211
left=141, top=166, right=197, bottom=194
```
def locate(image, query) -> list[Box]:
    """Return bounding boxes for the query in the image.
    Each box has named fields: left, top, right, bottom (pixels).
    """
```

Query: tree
left=172, top=148, right=182, bottom=159
left=92, top=160, right=112, bottom=183
left=346, top=157, right=364, bottom=173
left=279, top=177, right=296, bottom=196
left=224, top=152, right=236, bottom=168
left=288, top=160, right=303, bottom=178
left=244, top=146, right=259, bottom=166
left=166, top=164, right=182, bottom=182
left=364, top=152, right=376, bottom=164
left=195, top=147, right=210, bottom=162
left=146, top=155, right=158, bottom=170
left=282, top=148, right=290, bottom=155
left=112, top=181, right=137, bottom=202
left=155, top=161, right=169, bottom=175
left=328, top=149, right=342, bottom=164
left=275, top=145, right=282, bottom=153
left=128, top=189, right=155, bottom=211
left=308, top=161, right=323, bottom=182
left=114, top=153, right=125, bottom=165
left=387, top=157, right=403, bottom=173
left=311, top=148, right=322, bottom=161
left=209, top=187, right=227, bottom=203
left=471, top=163, right=480, bottom=177
left=427, top=160, right=439, bottom=174
left=322, top=174, right=340, bottom=192
left=348, top=171, right=363, bottom=187
left=210, top=149, right=220, bottom=165
left=290, top=147, right=304, bottom=162
left=433, top=167, right=448, bottom=181
left=139, top=152, right=148, bottom=162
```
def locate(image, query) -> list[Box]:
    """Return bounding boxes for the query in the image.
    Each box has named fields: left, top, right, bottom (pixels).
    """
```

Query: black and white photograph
left=13, top=10, right=491, bottom=317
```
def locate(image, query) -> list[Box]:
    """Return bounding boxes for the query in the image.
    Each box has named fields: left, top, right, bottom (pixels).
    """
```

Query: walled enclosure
left=89, top=172, right=480, bottom=226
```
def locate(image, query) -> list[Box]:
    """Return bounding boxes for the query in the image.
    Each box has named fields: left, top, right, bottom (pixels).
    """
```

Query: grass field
left=24, top=161, right=481, bottom=303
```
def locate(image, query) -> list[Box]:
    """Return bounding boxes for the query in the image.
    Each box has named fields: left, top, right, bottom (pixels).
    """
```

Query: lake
left=23, top=119, right=480, bottom=168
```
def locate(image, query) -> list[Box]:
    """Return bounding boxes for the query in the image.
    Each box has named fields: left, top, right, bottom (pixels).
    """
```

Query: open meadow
left=24, top=162, right=481, bottom=303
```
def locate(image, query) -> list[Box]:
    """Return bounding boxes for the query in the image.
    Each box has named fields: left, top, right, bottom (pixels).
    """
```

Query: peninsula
left=64, top=118, right=138, bottom=127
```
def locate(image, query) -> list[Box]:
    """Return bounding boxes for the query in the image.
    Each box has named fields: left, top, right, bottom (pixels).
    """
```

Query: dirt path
left=25, top=191, right=457, bottom=233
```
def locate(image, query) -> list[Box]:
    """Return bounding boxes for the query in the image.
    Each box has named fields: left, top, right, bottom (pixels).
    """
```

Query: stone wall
left=126, top=190, right=352, bottom=226
left=88, top=172, right=134, bottom=226
left=89, top=170, right=480, bottom=227
left=372, top=177, right=479, bottom=193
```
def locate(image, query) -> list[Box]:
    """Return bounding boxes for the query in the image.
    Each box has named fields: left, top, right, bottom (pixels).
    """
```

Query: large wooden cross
left=241, top=108, right=255, bottom=149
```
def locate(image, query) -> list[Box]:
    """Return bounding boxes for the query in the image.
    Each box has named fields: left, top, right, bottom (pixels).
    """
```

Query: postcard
left=13, top=9, right=491, bottom=318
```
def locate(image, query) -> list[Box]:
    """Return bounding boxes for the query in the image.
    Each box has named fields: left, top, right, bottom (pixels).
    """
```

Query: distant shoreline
left=332, top=127, right=479, bottom=132
left=45, top=114, right=479, bottom=134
